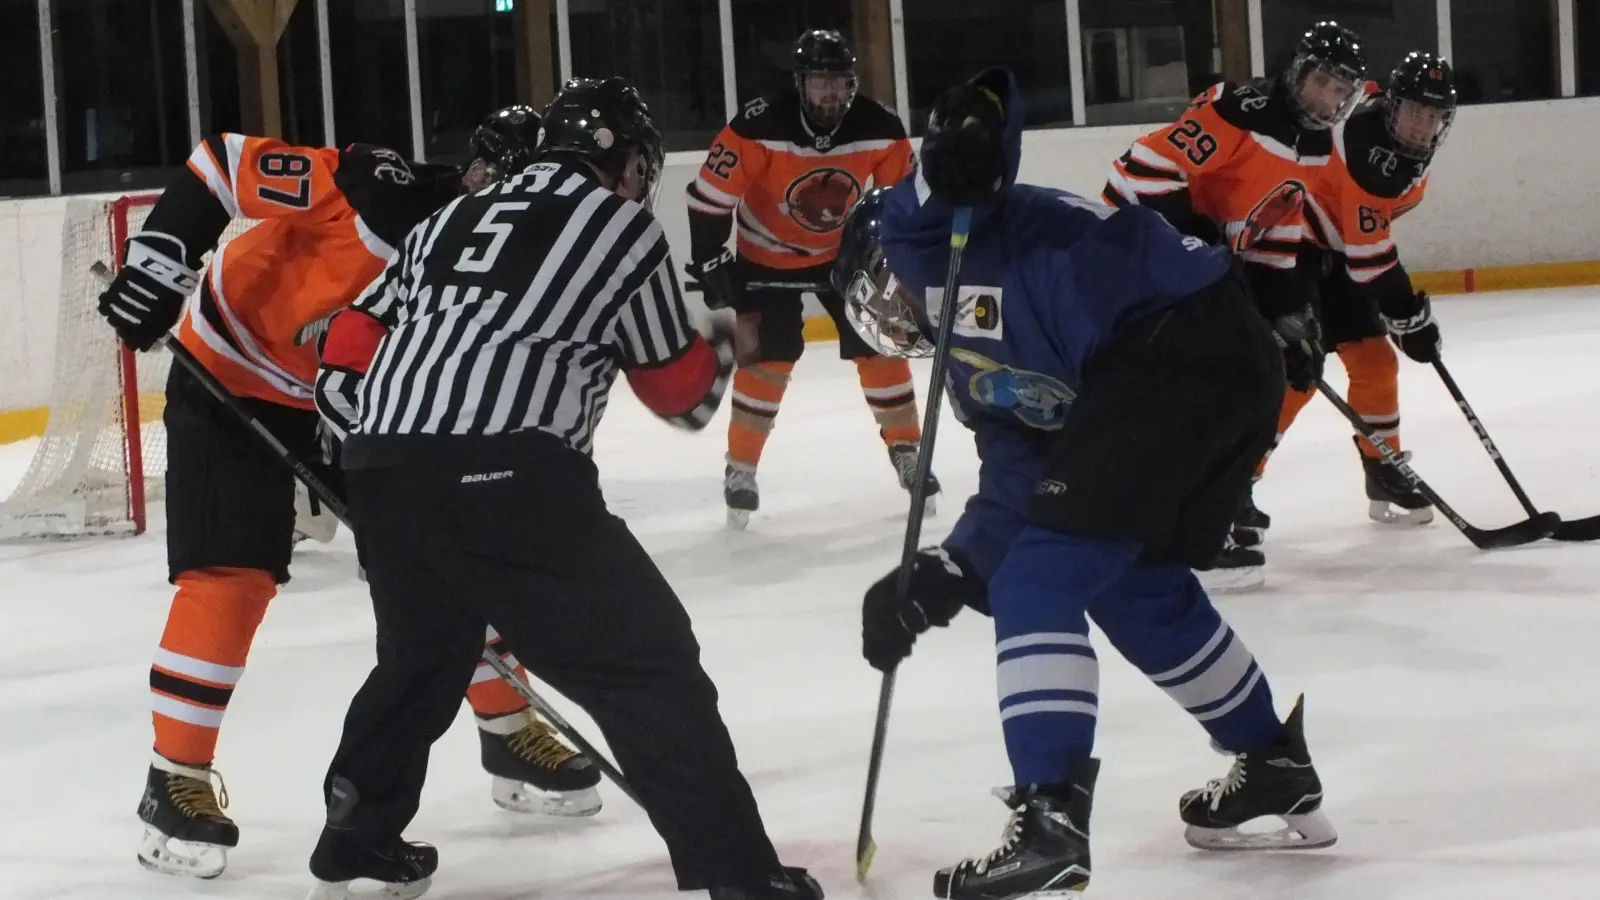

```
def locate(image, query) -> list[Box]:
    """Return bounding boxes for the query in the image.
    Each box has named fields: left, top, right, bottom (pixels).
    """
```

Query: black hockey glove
left=919, top=77, right=1008, bottom=208
left=685, top=247, right=743, bottom=311
left=1271, top=307, right=1325, bottom=393
left=1381, top=290, right=1442, bottom=363
left=97, top=232, right=199, bottom=352
left=862, top=545, right=987, bottom=673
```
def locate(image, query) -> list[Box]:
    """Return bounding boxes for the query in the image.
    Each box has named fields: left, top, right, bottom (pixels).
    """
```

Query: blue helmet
left=832, top=188, right=935, bottom=358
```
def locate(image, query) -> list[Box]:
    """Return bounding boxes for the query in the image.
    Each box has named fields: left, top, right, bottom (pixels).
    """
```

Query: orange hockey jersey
left=1103, top=78, right=1337, bottom=314
left=148, top=134, right=461, bottom=408
left=686, top=89, right=912, bottom=269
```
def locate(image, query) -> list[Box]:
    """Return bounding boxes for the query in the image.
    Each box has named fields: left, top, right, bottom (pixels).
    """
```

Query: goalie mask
left=832, top=188, right=935, bottom=358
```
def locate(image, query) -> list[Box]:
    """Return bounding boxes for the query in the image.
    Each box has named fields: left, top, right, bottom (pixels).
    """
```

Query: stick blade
left=1469, top=511, right=1560, bottom=549
left=856, top=837, right=877, bottom=883
left=1551, top=514, right=1600, bottom=542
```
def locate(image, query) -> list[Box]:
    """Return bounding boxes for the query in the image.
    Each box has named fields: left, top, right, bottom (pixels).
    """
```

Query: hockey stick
left=1315, top=376, right=1558, bottom=549
left=1430, top=360, right=1599, bottom=542
left=856, top=206, right=974, bottom=883
left=91, top=262, right=640, bottom=802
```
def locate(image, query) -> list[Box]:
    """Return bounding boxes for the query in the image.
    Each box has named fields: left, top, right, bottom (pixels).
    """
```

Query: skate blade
left=491, top=779, right=602, bottom=817
left=136, top=824, right=229, bottom=879
left=1184, top=809, right=1338, bottom=851
left=1368, top=500, right=1434, bottom=526
left=307, top=875, right=433, bottom=900
left=726, top=508, right=751, bottom=530
left=1196, top=565, right=1265, bottom=595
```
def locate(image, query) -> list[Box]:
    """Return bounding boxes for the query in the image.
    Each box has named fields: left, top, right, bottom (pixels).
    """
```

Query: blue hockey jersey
left=878, top=68, right=1236, bottom=580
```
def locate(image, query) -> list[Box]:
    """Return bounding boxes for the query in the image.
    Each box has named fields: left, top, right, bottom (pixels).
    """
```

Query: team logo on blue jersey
left=784, top=168, right=862, bottom=233
left=951, top=349, right=1076, bottom=430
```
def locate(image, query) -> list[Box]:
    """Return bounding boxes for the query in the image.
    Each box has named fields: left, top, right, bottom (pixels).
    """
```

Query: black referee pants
left=325, top=432, right=782, bottom=889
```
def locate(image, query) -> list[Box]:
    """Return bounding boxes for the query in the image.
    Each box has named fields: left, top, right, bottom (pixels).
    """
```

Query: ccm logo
left=461, top=470, right=514, bottom=484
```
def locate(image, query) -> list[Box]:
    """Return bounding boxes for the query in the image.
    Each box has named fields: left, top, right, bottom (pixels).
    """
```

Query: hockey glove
left=1381, top=290, right=1442, bottom=363
left=920, top=75, right=1008, bottom=208
left=1271, top=307, right=1325, bottom=393
left=97, top=232, right=199, bottom=352
left=685, top=247, right=743, bottom=311
left=862, top=545, right=987, bottom=672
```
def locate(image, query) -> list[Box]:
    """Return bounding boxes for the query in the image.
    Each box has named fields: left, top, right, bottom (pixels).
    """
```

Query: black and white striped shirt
left=345, top=161, right=696, bottom=456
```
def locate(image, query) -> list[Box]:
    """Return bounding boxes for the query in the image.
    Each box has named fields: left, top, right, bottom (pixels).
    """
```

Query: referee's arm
left=615, top=239, right=734, bottom=431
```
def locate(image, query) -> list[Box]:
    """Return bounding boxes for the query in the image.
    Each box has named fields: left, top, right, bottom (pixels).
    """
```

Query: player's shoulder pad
left=838, top=94, right=909, bottom=141
left=1202, top=79, right=1278, bottom=129
left=726, top=90, right=803, bottom=141
left=1338, top=102, right=1427, bottom=200
left=335, top=144, right=463, bottom=251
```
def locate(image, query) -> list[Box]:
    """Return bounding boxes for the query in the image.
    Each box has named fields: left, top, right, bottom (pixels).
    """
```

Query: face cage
left=1386, top=97, right=1455, bottom=159
left=842, top=255, right=934, bottom=359
left=1287, top=57, right=1363, bottom=130
left=797, top=71, right=859, bottom=129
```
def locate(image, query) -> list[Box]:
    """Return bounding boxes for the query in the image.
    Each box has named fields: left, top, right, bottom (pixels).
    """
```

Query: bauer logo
left=952, top=286, right=1003, bottom=339
left=461, top=470, right=514, bottom=484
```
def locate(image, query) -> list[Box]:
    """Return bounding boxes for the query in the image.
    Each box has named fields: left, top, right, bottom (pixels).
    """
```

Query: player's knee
left=754, top=316, right=806, bottom=363
left=1339, top=335, right=1398, bottom=388
left=990, top=526, right=1141, bottom=622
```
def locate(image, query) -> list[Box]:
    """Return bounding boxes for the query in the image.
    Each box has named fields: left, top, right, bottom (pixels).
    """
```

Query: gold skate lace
left=507, top=718, right=580, bottom=770
left=167, top=768, right=230, bottom=819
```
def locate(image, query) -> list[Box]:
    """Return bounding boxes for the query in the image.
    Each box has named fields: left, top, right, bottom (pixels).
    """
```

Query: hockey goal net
left=0, top=194, right=257, bottom=539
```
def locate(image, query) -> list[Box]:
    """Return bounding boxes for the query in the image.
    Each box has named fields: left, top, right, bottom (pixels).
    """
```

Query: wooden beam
left=515, top=0, right=557, bottom=107
left=206, top=0, right=300, bottom=137
left=851, top=0, right=895, bottom=113
left=1217, top=0, right=1252, bottom=84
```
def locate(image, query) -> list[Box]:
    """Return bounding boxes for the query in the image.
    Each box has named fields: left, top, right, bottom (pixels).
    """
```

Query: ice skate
left=480, top=711, right=602, bottom=816
left=725, top=460, right=759, bottom=529
left=1197, top=534, right=1265, bottom=595
left=888, top=439, right=941, bottom=516
left=1232, top=488, right=1270, bottom=546
left=136, top=753, right=238, bottom=879
left=307, top=825, right=437, bottom=900
left=934, top=759, right=1097, bottom=899
left=1179, top=695, right=1337, bottom=851
left=708, top=865, right=824, bottom=900
left=1356, top=437, right=1434, bottom=526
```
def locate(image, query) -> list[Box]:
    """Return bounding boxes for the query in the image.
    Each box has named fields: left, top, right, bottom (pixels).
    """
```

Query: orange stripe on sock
left=727, top=362, right=793, bottom=468
left=1339, top=337, right=1401, bottom=458
left=1256, top=387, right=1317, bottom=477
left=854, top=356, right=921, bottom=444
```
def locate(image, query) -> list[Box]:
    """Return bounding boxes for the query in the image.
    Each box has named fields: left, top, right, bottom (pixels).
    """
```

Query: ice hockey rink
left=3, top=286, right=1600, bottom=900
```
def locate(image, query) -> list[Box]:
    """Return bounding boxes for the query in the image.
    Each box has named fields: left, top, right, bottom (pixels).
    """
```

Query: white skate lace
left=963, top=788, right=1027, bottom=875
left=1198, top=755, right=1248, bottom=811
left=725, top=466, right=757, bottom=493
left=890, top=443, right=920, bottom=490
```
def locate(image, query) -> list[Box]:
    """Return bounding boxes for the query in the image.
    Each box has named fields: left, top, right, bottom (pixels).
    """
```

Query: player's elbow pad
left=625, top=333, right=734, bottom=431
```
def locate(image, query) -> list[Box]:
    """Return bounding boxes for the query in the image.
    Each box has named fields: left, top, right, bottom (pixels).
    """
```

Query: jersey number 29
left=1165, top=119, right=1218, bottom=166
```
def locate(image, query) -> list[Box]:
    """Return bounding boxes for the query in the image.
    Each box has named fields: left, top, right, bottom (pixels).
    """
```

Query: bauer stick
left=856, top=206, right=974, bottom=883
left=1315, top=376, right=1558, bottom=549
left=1430, top=359, right=1598, bottom=542
left=91, top=261, right=638, bottom=802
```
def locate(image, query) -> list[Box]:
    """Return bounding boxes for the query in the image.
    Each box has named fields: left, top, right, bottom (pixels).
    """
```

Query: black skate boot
left=1231, top=487, right=1271, bottom=547
left=725, top=459, right=759, bottom=529
left=136, top=753, right=238, bottom=878
left=933, top=758, right=1097, bottom=900
left=479, top=710, right=602, bottom=816
left=1179, top=695, right=1336, bottom=851
left=888, top=439, right=941, bottom=515
left=1198, top=533, right=1265, bottom=595
left=709, top=866, right=825, bottom=900
left=1355, top=437, right=1434, bottom=526
left=308, top=776, right=438, bottom=900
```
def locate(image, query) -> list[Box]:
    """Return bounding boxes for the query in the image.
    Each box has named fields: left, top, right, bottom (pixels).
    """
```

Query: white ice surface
left=4, top=288, right=1600, bottom=899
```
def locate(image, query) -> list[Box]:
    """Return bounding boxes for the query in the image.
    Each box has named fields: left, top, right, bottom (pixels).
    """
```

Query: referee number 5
left=456, top=201, right=531, bottom=273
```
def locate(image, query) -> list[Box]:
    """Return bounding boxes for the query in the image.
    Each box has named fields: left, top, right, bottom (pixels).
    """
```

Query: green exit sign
left=495, top=0, right=512, bottom=11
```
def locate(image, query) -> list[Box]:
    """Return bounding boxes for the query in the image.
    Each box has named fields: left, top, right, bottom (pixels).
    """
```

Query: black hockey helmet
left=793, top=29, right=858, bottom=131
left=1283, top=21, right=1367, bottom=130
left=464, top=104, right=542, bottom=191
left=832, top=187, right=933, bottom=358
left=537, top=77, right=665, bottom=209
left=1385, top=51, right=1456, bottom=159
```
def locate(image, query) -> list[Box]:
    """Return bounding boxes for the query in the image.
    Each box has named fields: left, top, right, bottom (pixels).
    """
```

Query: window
left=730, top=0, right=852, bottom=104
left=1451, top=0, right=1556, bottom=103
left=568, top=0, right=726, bottom=153
left=1261, top=1, right=1438, bottom=92
left=1080, top=0, right=1218, bottom=126
left=418, top=0, right=520, bottom=164
left=52, top=0, right=189, bottom=194
left=328, top=0, right=414, bottom=155
left=904, top=1, right=1072, bottom=135
left=1583, top=0, right=1600, bottom=97
left=198, top=0, right=324, bottom=146
left=0, top=1, right=47, bottom=197
left=277, top=0, right=325, bottom=145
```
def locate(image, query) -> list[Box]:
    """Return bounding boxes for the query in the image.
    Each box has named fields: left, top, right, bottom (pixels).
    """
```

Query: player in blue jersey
left=833, top=68, right=1336, bottom=899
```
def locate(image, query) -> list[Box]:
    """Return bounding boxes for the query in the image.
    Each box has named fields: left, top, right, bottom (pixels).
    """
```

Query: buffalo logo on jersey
left=951, top=349, right=1076, bottom=430
left=783, top=167, right=862, bottom=233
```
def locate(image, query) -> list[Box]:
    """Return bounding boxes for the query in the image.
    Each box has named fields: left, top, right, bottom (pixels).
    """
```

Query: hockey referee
left=305, top=77, right=823, bottom=900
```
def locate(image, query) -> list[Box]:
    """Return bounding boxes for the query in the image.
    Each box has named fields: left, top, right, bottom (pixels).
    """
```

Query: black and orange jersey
left=1305, top=98, right=1430, bottom=304
left=686, top=88, right=912, bottom=270
left=137, top=134, right=461, bottom=408
left=1103, top=78, right=1336, bottom=313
